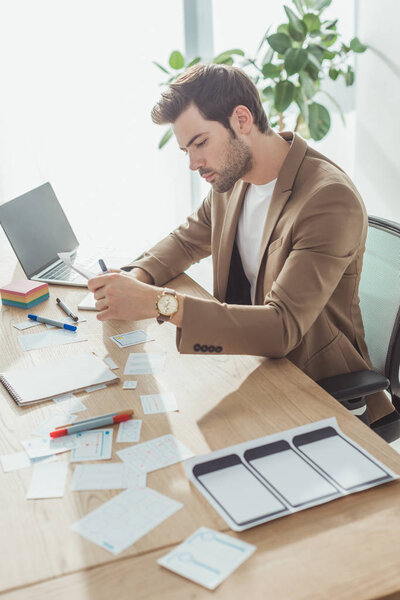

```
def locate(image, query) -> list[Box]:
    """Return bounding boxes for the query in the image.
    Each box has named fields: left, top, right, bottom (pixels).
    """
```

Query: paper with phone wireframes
left=185, top=417, right=398, bottom=532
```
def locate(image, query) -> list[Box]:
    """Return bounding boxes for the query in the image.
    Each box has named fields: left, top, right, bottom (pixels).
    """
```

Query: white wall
left=353, top=0, right=400, bottom=222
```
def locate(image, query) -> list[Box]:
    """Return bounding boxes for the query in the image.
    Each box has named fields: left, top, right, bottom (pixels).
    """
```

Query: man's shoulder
left=298, top=145, right=358, bottom=194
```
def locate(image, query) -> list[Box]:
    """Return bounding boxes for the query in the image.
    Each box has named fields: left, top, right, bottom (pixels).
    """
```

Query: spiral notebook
left=0, top=353, right=119, bottom=406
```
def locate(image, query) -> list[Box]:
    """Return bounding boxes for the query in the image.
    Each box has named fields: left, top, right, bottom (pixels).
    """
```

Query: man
left=88, top=63, right=397, bottom=429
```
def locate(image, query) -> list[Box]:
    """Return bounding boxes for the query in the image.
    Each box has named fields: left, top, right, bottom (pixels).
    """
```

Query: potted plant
left=154, top=0, right=367, bottom=148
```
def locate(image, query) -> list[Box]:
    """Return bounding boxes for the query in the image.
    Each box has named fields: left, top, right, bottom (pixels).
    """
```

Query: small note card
left=158, top=527, right=256, bottom=590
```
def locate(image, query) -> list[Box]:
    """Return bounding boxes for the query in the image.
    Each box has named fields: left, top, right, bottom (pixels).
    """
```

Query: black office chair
left=317, top=216, right=400, bottom=443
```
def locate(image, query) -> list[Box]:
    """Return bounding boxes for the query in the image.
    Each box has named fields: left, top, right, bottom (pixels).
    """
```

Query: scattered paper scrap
left=124, top=352, right=166, bottom=375
left=123, top=380, right=137, bottom=390
left=53, top=394, right=87, bottom=413
left=70, top=463, right=146, bottom=491
left=141, top=392, right=178, bottom=415
left=117, top=434, right=194, bottom=473
left=18, top=328, right=88, bottom=351
left=85, top=383, right=107, bottom=393
left=70, top=428, right=113, bottom=462
left=104, top=356, right=119, bottom=370
left=26, top=461, right=68, bottom=499
left=71, top=487, right=183, bottom=555
left=111, top=329, right=154, bottom=348
left=32, top=413, right=77, bottom=437
left=117, top=419, right=142, bottom=443
left=158, top=527, right=256, bottom=590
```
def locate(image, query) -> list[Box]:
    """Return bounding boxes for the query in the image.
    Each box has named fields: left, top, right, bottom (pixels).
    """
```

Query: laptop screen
left=0, top=182, right=79, bottom=278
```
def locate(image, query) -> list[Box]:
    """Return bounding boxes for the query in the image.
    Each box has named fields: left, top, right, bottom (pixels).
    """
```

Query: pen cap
left=65, top=324, right=77, bottom=331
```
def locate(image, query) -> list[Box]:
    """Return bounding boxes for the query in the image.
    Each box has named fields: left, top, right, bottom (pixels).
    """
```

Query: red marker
left=50, top=413, right=132, bottom=438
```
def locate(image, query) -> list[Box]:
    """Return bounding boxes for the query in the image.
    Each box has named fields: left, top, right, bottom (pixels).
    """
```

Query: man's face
left=173, top=104, right=253, bottom=193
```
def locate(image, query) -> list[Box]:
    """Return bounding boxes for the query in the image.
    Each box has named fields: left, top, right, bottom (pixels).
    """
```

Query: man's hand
left=88, top=272, right=160, bottom=322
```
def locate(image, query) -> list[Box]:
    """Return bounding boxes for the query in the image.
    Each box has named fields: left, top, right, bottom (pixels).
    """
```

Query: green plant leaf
left=329, top=67, right=339, bottom=80
left=323, top=49, right=336, bottom=60
left=213, top=49, right=245, bottom=63
left=284, top=48, right=308, bottom=75
left=303, top=13, right=321, bottom=32
left=262, top=85, right=275, bottom=101
left=186, top=57, right=201, bottom=68
left=169, top=51, right=185, bottom=70
left=344, top=66, right=355, bottom=86
left=324, top=18, right=337, bottom=30
left=267, top=33, right=292, bottom=53
left=299, top=70, right=317, bottom=98
left=321, top=33, right=337, bottom=47
left=277, top=23, right=290, bottom=36
left=262, top=63, right=282, bottom=78
left=307, top=43, right=325, bottom=61
left=295, top=87, right=309, bottom=122
left=256, top=26, right=271, bottom=53
left=308, top=102, right=330, bottom=140
left=158, top=127, right=173, bottom=149
left=318, top=89, right=345, bottom=126
left=274, top=80, right=295, bottom=111
left=350, top=37, right=367, bottom=53
left=152, top=61, right=170, bottom=75
left=305, top=0, right=332, bottom=11
left=307, top=51, right=322, bottom=71
left=284, top=5, right=307, bottom=41
left=292, top=0, right=305, bottom=17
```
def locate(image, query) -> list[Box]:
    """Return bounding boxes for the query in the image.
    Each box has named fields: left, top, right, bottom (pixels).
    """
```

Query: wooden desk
left=1, top=264, right=400, bottom=599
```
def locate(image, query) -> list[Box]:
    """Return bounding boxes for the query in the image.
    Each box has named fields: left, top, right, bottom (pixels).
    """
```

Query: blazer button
left=216, top=346, right=222, bottom=353
left=201, top=344, right=208, bottom=352
left=194, top=344, right=201, bottom=352
left=209, top=345, right=215, bottom=352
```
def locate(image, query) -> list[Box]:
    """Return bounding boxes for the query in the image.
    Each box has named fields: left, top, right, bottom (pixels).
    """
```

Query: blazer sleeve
left=176, top=184, right=366, bottom=357
left=122, top=191, right=212, bottom=286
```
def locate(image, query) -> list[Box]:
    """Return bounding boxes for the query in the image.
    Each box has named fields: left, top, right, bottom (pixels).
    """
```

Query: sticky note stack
left=0, top=280, right=49, bottom=309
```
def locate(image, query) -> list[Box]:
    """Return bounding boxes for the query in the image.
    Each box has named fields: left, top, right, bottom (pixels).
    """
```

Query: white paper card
left=85, top=383, right=107, bottom=393
left=117, top=419, right=142, bottom=443
left=111, top=329, right=154, bottom=348
left=1, top=451, right=31, bottom=472
left=117, top=434, right=194, bottom=473
left=21, top=434, right=85, bottom=459
left=124, top=353, right=166, bottom=375
left=13, top=320, right=41, bottom=330
left=18, top=328, right=88, bottom=351
left=53, top=394, right=87, bottom=414
left=123, top=380, right=137, bottom=389
left=141, top=392, right=178, bottom=414
left=32, top=413, right=77, bottom=437
left=71, top=487, right=183, bottom=555
left=70, top=428, right=113, bottom=462
left=104, top=356, right=119, bottom=369
left=70, top=463, right=146, bottom=491
left=78, top=291, right=97, bottom=311
left=158, top=527, right=256, bottom=590
left=26, top=461, right=68, bottom=499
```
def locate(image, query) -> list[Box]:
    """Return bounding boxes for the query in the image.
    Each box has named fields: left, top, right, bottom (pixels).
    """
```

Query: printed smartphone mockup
left=193, top=453, right=288, bottom=527
left=244, top=440, right=339, bottom=507
left=292, top=426, right=391, bottom=490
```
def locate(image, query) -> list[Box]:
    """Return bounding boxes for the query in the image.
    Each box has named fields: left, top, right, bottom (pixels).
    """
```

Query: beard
left=201, top=135, right=253, bottom=193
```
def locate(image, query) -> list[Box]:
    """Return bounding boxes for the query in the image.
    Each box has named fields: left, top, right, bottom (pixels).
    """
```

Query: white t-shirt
left=236, top=179, right=277, bottom=304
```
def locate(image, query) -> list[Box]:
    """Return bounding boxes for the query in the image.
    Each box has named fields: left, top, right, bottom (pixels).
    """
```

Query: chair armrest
left=317, top=370, right=389, bottom=402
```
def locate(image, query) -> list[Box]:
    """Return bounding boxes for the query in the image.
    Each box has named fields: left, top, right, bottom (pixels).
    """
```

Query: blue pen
left=27, top=314, right=77, bottom=331
left=98, top=258, right=108, bottom=274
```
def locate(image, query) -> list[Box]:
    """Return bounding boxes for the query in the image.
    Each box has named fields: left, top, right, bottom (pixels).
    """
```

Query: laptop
left=0, top=182, right=100, bottom=286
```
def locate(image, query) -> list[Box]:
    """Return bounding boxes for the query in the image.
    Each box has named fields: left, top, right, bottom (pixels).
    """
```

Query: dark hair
left=151, top=63, right=269, bottom=134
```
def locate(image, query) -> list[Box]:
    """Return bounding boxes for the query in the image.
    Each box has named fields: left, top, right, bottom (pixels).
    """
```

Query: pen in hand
left=56, top=297, right=78, bottom=322
left=98, top=259, right=109, bottom=274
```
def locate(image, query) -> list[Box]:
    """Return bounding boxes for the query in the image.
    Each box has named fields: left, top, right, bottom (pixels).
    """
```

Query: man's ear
left=230, top=105, right=253, bottom=134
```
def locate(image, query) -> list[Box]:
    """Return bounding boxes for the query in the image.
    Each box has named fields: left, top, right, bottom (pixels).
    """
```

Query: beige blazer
left=128, top=132, right=374, bottom=385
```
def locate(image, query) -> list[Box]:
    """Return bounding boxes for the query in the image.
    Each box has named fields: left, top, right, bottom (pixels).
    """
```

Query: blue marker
left=27, top=314, right=77, bottom=331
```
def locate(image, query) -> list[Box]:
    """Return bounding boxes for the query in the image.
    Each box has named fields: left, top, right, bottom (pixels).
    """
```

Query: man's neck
left=242, top=130, right=291, bottom=186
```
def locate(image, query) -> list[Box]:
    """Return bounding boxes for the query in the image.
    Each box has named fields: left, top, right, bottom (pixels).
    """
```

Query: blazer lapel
left=216, top=181, right=248, bottom=301
left=254, top=132, right=308, bottom=301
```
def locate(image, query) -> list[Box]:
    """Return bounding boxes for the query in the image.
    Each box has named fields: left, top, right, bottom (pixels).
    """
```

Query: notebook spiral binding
left=0, top=375, right=22, bottom=404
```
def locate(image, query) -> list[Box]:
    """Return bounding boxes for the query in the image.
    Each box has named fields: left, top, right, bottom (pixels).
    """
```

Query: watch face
left=158, top=293, right=178, bottom=316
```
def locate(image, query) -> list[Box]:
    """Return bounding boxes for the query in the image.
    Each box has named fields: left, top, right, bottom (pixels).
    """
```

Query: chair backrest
left=359, top=216, right=400, bottom=401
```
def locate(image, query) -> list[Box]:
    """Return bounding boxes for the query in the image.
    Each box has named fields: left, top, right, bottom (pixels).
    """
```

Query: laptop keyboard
left=42, top=257, right=96, bottom=281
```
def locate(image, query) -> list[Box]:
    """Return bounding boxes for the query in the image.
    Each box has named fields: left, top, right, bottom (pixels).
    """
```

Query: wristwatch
left=155, top=288, right=179, bottom=324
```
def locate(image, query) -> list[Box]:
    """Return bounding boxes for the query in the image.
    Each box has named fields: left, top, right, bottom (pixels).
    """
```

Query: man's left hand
left=87, top=273, right=160, bottom=322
